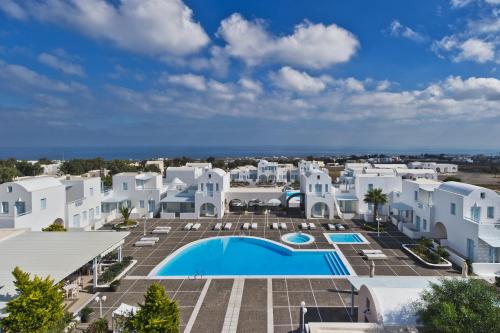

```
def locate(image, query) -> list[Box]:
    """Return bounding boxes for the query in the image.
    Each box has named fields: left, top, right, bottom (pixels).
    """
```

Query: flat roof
left=12, top=176, right=63, bottom=191
left=0, top=230, right=129, bottom=314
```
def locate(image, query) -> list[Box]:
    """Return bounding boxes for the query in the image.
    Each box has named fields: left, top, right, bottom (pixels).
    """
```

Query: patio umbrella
left=369, top=260, right=375, bottom=277
left=462, top=261, right=468, bottom=278
left=267, top=198, right=281, bottom=207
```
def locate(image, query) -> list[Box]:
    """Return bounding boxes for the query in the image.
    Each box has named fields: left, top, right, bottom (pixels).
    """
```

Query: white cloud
left=239, top=78, right=263, bottom=94
left=376, top=80, right=391, bottom=91
left=38, top=52, right=85, bottom=77
left=271, top=66, right=328, bottom=93
left=217, top=13, right=359, bottom=69
left=450, top=0, right=474, bottom=8
left=1, top=0, right=209, bottom=56
left=0, top=59, right=87, bottom=93
left=388, top=20, right=425, bottom=42
left=0, top=0, right=27, bottom=19
left=165, top=73, right=207, bottom=91
left=455, top=38, right=495, bottom=62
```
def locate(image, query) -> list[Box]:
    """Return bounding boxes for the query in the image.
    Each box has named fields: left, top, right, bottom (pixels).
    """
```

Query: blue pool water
left=153, top=237, right=350, bottom=277
left=283, top=233, right=313, bottom=244
left=327, top=233, right=366, bottom=243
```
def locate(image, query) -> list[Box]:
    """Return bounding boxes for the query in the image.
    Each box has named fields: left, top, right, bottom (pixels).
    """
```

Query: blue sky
left=0, top=0, right=499, bottom=151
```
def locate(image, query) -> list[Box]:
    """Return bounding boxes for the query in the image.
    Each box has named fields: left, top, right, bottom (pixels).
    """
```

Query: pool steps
left=324, top=252, right=349, bottom=275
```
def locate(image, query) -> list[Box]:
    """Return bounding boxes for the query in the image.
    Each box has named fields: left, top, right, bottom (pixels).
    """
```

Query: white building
left=301, top=169, right=334, bottom=219
left=145, top=160, right=165, bottom=175
left=102, top=172, right=166, bottom=221
left=433, top=181, right=500, bottom=273
left=41, top=162, right=62, bottom=175
left=390, top=179, right=441, bottom=239
left=61, top=176, right=105, bottom=230
left=408, top=162, right=458, bottom=173
left=0, top=177, right=66, bottom=230
left=257, top=160, right=289, bottom=184
left=195, top=168, right=230, bottom=218
left=229, top=165, right=258, bottom=183
left=395, top=168, right=438, bottom=181
left=165, top=165, right=204, bottom=185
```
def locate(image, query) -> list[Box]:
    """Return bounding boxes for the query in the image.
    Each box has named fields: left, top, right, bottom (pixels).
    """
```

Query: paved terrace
left=89, top=215, right=460, bottom=333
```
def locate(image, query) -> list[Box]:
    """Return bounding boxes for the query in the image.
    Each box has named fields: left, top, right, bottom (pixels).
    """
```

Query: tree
left=0, top=166, right=19, bottom=184
left=363, top=188, right=387, bottom=222
left=85, top=318, right=109, bottom=333
left=415, top=279, right=500, bottom=333
left=129, top=282, right=180, bottom=333
left=143, top=164, right=161, bottom=173
left=119, top=206, right=134, bottom=224
left=1, top=267, right=65, bottom=333
left=443, top=176, right=461, bottom=182
left=42, top=222, right=67, bottom=232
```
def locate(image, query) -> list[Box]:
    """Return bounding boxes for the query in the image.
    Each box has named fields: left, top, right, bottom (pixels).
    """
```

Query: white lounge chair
left=309, top=223, right=316, bottom=230
left=327, top=223, right=336, bottom=231
left=364, top=253, right=388, bottom=260
left=280, top=222, right=287, bottom=230
left=251, top=222, right=258, bottom=230
left=242, top=223, right=250, bottom=230
left=300, top=223, right=308, bottom=229
left=155, top=226, right=171, bottom=229
left=134, top=240, right=155, bottom=247
left=224, top=223, right=232, bottom=230
left=335, top=223, right=345, bottom=231
left=192, top=223, right=201, bottom=230
left=140, top=237, right=159, bottom=243
left=213, top=223, right=222, bottom=230
left=152, top=229, right=170, bottom=234
left=361, top=249, right=383, bottom=255
left=184, top=223, right=193, bottom=231
left=272, top=222, right=279, bottom=229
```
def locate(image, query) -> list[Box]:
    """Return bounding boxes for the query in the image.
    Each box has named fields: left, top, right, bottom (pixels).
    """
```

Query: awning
left=112, top=303, right=138, bottom=318
left=136, top=174, right=153, bottom=181
left=391, top=202, right=413, bottom=211
left=160, top=196, right=194, bottom=203
left=480, top=236, right=500, bottom=248
left=336, top=193, right=358, bottom=201
left=102, top=196, right=129, bottom=203
left=268, top=198, right=282, bottom=206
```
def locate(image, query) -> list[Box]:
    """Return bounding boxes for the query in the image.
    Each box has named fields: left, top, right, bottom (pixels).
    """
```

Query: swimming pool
left=324, top=233, right=369, bottom=244
left=150, top=236, right=353, bottom=278
left=281, top=232, right=315, bottom=245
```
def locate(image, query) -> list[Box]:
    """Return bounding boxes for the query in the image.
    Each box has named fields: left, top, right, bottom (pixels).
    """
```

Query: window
left=315, top=183, right=322, bottom=194
left=487, top=206, right=494, bottom=219
left=309, top=184, right=312, bottom=192
left=423, top=219, right=427, bottom=231
left=140, top=200, right=145, bottom=208
left=96, top=206, right=100, bottom=215
left=480, top=192, right=485, bottom=199
left=122, top=182, right=128, bottom=190
left=201, top=183, right=204, bottom=191
left=90, top=187, right=94, bottom=196
left=368, top=184, right=373, bottom=191
left=82, top=211, right=87, bottom=221
left=414, top=191, right=418, bottom=201
left=1, top=202, right=8, bottom=214
left=40, top=198, right=47, bottom=210
left=7, top=186, right=12, bottom=193
left=325, top=184, right=329, bottom=193
left=73, top=214, right=80, bottom=228
left=450, top=203, right=456, bottom=215
left=216, top=183, right=219, bottom=192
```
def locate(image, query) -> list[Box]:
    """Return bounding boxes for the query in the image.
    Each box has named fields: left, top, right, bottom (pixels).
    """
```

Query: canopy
left=267, top=198, right=282, bottom=206
left=391, top=202, right=413, bottom=211
left=112, top=303, right=138, bottom=318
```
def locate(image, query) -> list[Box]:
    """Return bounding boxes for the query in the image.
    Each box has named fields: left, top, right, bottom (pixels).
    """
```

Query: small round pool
left=281, top=232, right=315, bottom=245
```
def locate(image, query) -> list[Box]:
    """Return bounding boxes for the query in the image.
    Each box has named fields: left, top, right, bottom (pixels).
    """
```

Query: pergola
left=0, top=229, right=129, bottom=317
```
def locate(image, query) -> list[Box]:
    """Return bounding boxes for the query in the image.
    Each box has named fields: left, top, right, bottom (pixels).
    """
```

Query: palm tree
left=364, top=188, right=388, bottom=222
left=119, top=206, right=134, bottom=225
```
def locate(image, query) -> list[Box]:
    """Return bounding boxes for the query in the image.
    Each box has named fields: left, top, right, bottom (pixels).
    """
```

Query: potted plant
left=80, top=306, right=94, bottom=323
left=109, top=279, right=121, bottom=292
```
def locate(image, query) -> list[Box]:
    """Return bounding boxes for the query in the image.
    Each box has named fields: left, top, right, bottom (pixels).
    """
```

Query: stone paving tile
left=236, top=279, right=267, bottom=333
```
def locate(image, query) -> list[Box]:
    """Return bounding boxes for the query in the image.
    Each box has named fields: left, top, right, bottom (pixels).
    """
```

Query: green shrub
left=80, top=307, right=93, bottom=323
left=109, top=280, right=120, bottom=292
left=100, top=257, right=132, bottom=283
left=86, top=318, right=108, bottom=333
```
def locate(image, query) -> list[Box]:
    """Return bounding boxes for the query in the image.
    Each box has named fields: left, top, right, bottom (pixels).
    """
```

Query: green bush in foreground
left=415, top=279, right=500, bottom=333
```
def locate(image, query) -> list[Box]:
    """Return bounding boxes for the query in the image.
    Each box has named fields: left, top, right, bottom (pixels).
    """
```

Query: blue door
left=471, top=207, right=481, bottom=222
left=14, top=201, right=26, bottom=216
left=467, top=238, right=474, bottom=261
left=148, top=200, right=155, bottom=213
left=415, top=216, right=421, bottom=231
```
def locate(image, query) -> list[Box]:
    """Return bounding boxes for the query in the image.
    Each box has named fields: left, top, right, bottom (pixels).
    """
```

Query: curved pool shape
left=281, top=232, right=315, bottom=245
left=151, top=236, right=352, bottom=277
left=324, top=233, right=369, bottom=244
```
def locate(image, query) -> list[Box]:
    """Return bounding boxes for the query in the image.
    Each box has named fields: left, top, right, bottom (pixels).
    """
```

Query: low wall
left=180, top=213, right=197, bottom=219
left=160, top=212, right=176, bottom=219
left=472, top=263, right=500, bottom=277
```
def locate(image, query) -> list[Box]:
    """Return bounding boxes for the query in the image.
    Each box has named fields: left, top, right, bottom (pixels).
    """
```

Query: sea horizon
left=0, top=145, right=498, bottom=160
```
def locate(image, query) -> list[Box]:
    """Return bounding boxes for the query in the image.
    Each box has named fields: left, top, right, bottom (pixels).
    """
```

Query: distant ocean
left=0, top=146, right=497, bottom=160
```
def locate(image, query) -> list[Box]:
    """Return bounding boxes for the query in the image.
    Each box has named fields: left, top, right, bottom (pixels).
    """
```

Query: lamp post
left=300, top=301, right=308, bottom=333
left=143, top=215, right=147, bottom=236
left=95, top=295, right=107, bottom=318
left=376, top=216, right=382, bottom=238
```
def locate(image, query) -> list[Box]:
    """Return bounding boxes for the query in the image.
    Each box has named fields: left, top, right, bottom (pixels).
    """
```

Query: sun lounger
left=335, top=223, right=345, bottom=231
left=191, top=223, right=201, bottom=230
left=151, top=229, right=170, bottom=234
left=155, top=226, right=171, bottom=229
left=140, top=237, right=159, bottom=243
left=280, top=222, right=287, bottom=230
left=328, top=223, right=336, bottom=231
left=272, top=222, right=279, bottom=229
left=364, top=253, right=388, bottom=260
left=251, top=223, right=258, bottom=230
left=184, top=223, right=193, bottom=231
left=308, top=223, right=316, bottom=230
left=361, top=249, right=383, bottom=255
left=213, top=223, right=222, bottom=230
left=242, top=222, right=250, bottom=230
left=224, top=223, right=232, bottom=230
left=134, top=240, right=155, bottom=247
left=300, top=223, right=308, bottom=229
